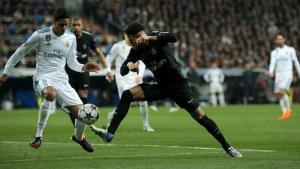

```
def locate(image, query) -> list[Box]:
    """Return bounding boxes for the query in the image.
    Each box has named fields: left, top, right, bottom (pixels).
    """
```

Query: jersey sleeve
left=269, top=51, right=276, bottom=74
left=219, top=70, right=225, bottom=82
left=120, top=48, right=139, bottom=76
left=89, top=34, right=97, bottom=51
left=291, top=48, right=300, bottom=77
left=66, top=37, right=84, bottom=72
left=3, top=31, right=40, bottom=75
left=203, top=70, right=210, bottom=82
left=138, top=60, right=146, bottom=77
left=151, top=31, right=177, bottom=44
left=105, top=43, right=118, bottom=72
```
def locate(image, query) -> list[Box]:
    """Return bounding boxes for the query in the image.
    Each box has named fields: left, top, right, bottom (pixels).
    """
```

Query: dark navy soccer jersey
left=75, top=31, right=97, bottom=64
left=120, top=31, right=186, bottom=85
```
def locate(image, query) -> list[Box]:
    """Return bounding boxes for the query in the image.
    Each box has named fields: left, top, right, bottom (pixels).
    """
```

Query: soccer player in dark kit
left=91, top=22, right=242, bottom=158
left=66, top=17, right=113, bottom=125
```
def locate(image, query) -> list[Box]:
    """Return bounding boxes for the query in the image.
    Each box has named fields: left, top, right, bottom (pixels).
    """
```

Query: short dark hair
left=124, top=22, right=145, bottom=35
left=275, top=32, right=285, bottom=39
left=53, top=8, right=69, bottom=21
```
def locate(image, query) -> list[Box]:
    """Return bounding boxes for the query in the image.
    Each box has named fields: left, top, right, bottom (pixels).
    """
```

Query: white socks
left=107, top=110, right=116, bottom=127
left=35, top=100, right=55, bottom=137
left=74, top=119, right=86, bottom=140
left=279, top=94, right=290, bottom=114
left=139, top=101, right=150, bottom=127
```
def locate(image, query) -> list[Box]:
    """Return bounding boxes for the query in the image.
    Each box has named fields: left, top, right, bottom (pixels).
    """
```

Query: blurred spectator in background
left=204, top=62, right=225, bottom=106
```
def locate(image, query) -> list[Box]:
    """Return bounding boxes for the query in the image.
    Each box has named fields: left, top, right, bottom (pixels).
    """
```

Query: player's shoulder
left=36, top=27, right=51, bottom=34
left=64, top=30, right=76, bottom=39
left=285, top=45, right=295, bottom=51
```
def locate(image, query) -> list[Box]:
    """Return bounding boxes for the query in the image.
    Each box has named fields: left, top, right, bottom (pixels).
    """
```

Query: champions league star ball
left=78, top=104, right=99, bottom=125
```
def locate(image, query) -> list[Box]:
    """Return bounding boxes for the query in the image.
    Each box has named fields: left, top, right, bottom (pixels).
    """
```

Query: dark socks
left=197, top=115, right=230, bottom=150
left=80, top=97, right=87, bottom=104
left=68, top=113, right=76, bottom=127
left=107, top=90, right=133, bottom=134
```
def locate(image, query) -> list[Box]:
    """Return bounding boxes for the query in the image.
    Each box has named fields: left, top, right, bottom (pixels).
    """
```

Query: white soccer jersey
left=204, top=68, right=225, bottom=85
left=269, top=45, right=300, bottom=78
left=106, top=40, right=145, bottom=83
left=3, top=26, right=83, bottom=83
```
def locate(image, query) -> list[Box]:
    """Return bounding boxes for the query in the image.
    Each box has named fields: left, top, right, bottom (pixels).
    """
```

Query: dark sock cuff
left=80, top=97, right=87, bottom=104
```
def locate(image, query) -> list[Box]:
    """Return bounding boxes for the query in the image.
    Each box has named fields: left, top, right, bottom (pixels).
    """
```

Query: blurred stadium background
left=0, top=0, right=300, bottom=109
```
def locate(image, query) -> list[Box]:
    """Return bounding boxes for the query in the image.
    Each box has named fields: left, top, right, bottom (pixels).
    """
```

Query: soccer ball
left=78, top=104, right=99, bottom=125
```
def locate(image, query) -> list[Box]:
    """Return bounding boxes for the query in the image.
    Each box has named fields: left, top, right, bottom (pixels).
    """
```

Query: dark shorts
left=66, top=68, right=89, bottom=91
left=139, top=81, right=199, bottom=112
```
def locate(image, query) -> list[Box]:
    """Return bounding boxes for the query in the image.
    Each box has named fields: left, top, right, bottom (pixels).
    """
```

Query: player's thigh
left=170, top=85, right=199, bottom=113
left=33, top=78, right=56, bottom=101
left=138, top=82, right=167, bottom=101
left=274, top=76, right=292, bottom=94
left=55, top=82, right=83, bottom=111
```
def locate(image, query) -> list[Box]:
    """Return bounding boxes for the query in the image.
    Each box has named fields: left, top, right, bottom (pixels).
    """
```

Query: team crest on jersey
left=45, top=34, right=51, bottom=41
left=83, top=44, right=87, bottom=49
left=65, top=41, right=70, bottom=48
left=151, top=48, right=157, bottom=55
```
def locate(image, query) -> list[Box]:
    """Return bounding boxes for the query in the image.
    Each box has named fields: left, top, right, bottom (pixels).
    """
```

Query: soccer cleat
left=226, top=147, right=242, bottom=158
left=144, top=126, right=155, bottom=132
left=29, top=137, right=42, bottom=149
left=71, top=135, right=94, bottom=153
left=278, top=110, right=292, bottom=120
left=90, top=125, right=114, bottom=142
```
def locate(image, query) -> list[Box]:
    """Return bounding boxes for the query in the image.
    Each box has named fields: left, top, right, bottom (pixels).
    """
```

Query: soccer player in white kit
left=0, top=8, right=100, bottom=152
left=102, top=34, right=154, bottom=132
left=204, top=62, right=225, bottom=106
left=269, top=33, right=300, bottom=120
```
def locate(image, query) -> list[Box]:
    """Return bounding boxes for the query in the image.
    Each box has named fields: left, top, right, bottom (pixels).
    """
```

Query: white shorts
left=274, top=76, right=292, bottom=93
left=209, top=83, right=223, bottom=94
left=33, top=78, right=82, bottom=107
left=116, top=80, right=138, bottom=98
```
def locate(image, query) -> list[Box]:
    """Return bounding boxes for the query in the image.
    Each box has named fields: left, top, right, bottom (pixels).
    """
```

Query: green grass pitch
left=0, top=105, right=300, bottom=169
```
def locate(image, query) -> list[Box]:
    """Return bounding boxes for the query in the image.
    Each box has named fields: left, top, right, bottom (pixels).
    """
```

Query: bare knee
left=129, top=85, right=145, bottom=101
left=42, top=86, right=56, bottom=101
left=190, top=106, right=205, bottom=120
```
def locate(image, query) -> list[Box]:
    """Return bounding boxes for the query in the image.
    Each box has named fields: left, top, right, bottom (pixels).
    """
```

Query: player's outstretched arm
left=291, top=48, right=300, bottom=78
left=82, top=62, right=100, bottom=72
left=150, top=31, right=177, bottom=43
left=120, top=49, right=139, bottom=76
left=2, top=31, right=40, bottom=79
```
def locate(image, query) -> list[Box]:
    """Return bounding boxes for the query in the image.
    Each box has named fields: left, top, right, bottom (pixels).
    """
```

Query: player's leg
left=276, top=77, right=292, bottom=120
left=57, top=83, right=94, bottom=152
left=30, top=80, right=56, bottom=149
left=92, top=83, right=164, bottom=142
left=107, top=84, right=124, bottom=127
left=218, top=85, right=225, bottom=106
left=171, top=85, right=242, bottom=157
left=139, top=101, right=154, bottom=132
left=210, top=84, right=217, bottom=106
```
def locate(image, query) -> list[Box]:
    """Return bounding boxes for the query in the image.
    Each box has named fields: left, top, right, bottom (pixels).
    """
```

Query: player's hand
left=127, top=62, right=139, bottom=72
left=106, top=71, right=114, bottom=83
left=135, top=75, right=143, bottom=84
left=136, top=35, right=149, bottom=45
left=82, top=63, right=100, bottom=72
left=0, top=74, right=8, bottom=86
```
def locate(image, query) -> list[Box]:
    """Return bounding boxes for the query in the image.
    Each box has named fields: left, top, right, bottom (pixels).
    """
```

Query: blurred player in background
left=0, top=8, right=100, bottom=152
left=91, top=22, right=242, bottom=158
left=204, top=62, right=225, bottom=106
left=66, top=17, right=113, bottom=125
left=103, top=34, right=154, bottom=132
left=269, top=33, right=300, bottom=120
